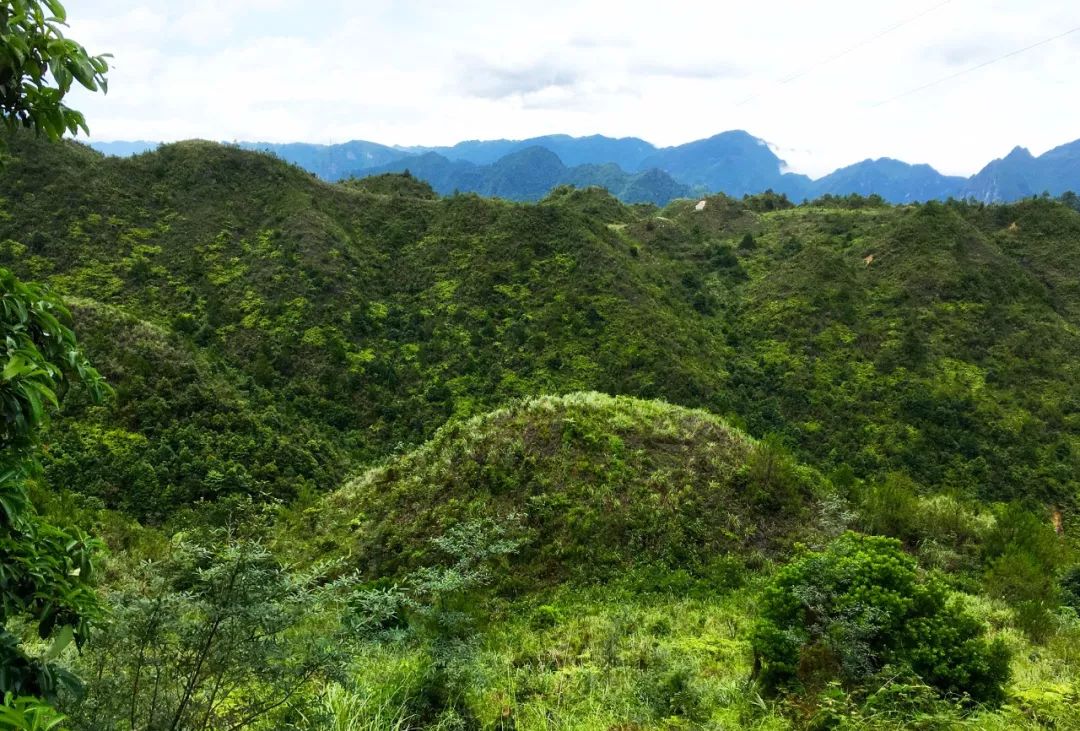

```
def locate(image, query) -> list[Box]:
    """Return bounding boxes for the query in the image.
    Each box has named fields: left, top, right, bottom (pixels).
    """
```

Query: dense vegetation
left=0, top=2, right=112, bottom=724
left=3, top=136, right=1080, bottom=518
left=0, top=134, right=737, bottom=519
left=752, top=532, right=1010, bottom=703
left=3, top=122, right=1080, bottom=726
left=0, top=267, right=108, bottom=702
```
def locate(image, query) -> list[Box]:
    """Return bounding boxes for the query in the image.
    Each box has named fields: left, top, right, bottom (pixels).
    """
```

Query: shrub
left=982, top=503, right=1067, bottom=640
left=856, top=473, right=922, bottom=544
left=1062, top=566, right=1080, bottom=611
left=347, top=517, right=522, bottom=725
left=645, top=666, right=704, bottom=722
left=349, top=515, right=522, bottom=642
left=738, top=435, right=810, bottom=513
left=982, top=504, right=1063, bottom=564
left=856, top=477, right=984, bottom=572
left=752, top=532, right=1010, bottom=704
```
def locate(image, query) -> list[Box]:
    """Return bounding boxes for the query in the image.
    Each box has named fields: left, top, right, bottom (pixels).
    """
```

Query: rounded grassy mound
left=308, top=393, right=824, bottom=583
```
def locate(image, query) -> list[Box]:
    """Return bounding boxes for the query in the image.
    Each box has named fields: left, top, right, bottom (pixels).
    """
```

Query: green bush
left=346, top=517, right=522, bottom=725
left=752, top=532, right=1010, bottom=704
left=737, top=435, right=812, bottom=513
left=67, top=521, right=354, bottom=731
left=645, top=666, right=704, bottom=722
left=856, top=476, right=985, bottom=573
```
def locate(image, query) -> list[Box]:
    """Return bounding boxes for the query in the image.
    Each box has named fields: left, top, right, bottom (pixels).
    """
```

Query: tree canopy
left=0, top=0, right=109, bottom=141
left=0, top=0, right=109, bottom=712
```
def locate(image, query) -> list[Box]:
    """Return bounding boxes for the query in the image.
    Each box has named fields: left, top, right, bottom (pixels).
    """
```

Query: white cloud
left=456, top=56, right=582, bottom=100
left=62, top=0, right=1080, bottom=176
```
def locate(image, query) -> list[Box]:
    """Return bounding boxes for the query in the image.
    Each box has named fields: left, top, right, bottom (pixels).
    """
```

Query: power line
left=737, top=0, right=954, bottom=107
left=872, top=24, right=1080, bottom=107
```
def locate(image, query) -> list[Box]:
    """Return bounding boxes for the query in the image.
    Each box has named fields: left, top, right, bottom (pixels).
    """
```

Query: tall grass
left=321, top=682, right=414, bottom=731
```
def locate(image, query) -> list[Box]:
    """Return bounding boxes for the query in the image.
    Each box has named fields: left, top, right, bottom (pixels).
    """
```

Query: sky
left=64, top=0, right=1080, bottom=178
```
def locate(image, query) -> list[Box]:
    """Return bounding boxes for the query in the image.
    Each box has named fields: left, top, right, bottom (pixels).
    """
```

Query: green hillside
left=3, top=136, right=1079, bottom=518
left=685, top=199, right=1080, bottom=505
left=268, top=395, right=1071, bottom=730
left=0, top=134, right=730, bottom=518
left=638, top=194, right=1080, bottom=510
left=64, top=391, right=1078, bottom=730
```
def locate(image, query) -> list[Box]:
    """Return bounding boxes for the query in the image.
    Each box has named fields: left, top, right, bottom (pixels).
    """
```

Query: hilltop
left=961, top=140, right=1080, bottom=203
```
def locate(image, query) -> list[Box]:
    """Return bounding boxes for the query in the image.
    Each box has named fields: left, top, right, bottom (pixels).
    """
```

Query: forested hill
left=2, top=133, right=1080, bottom=522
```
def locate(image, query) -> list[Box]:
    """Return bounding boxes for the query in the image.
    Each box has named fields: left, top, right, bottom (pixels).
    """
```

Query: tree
left=0, top=0, right=110, bottom=708
left=0, top=0, right=109, bottom=142
left=347, top=517, right=521, bottom=725
left=981, top=503, right=1067, bottom=640
left=1, top=269, right=109, bottom=698
left=752, top=532, right=1010, bottom=705
left=68, top=519, right=355, bottom=731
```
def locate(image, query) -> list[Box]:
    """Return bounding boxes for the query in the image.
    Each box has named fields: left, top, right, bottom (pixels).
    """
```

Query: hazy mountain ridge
left=639, top=130, right=813, bottom=198
left=812, top=157, right=967, bottom=203
left=409, top=133, right=657, bottom=170
left=960, top=140, right=1080, bottom=202
left=362, top=145, right=693, bottom=204
left=90, top=130, right=1080, bottom=204
left=237, top=139, right=407, bottom=180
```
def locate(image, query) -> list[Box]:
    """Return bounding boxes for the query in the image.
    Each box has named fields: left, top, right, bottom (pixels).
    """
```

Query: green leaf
left=43, top=0, right=67, bottom=22
left=66, top=57, right=97, bottom=91
left=42, top=624, right=73, bottom=661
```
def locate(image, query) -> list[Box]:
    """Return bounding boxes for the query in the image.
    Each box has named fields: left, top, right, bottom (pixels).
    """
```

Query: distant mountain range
left=362, top=146, right=691, bottom=205
left=90, top=131, right=1080, bottom=205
